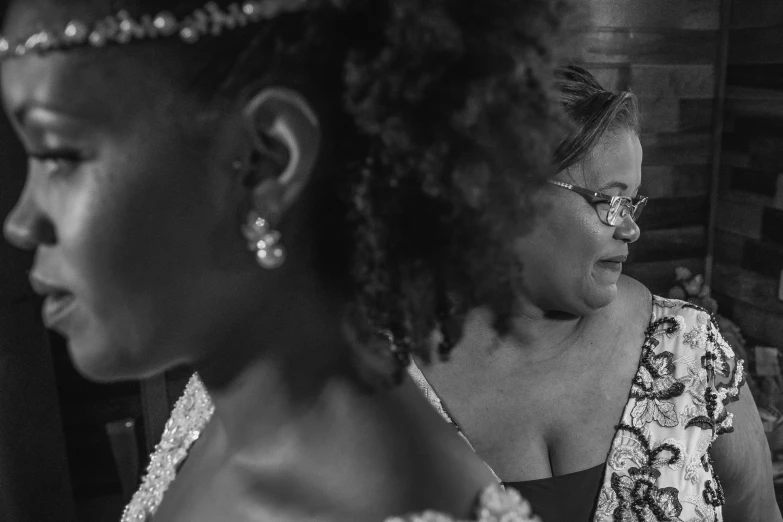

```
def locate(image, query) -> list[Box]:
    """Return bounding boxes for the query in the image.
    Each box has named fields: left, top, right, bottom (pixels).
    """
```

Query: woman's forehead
left=575, top=130, right=642, bottom=189
left=3, top=51, right=149, bottom=127
left=0, top=45, right=197, bottom=135
left=1, top=1, right=121, bottom=116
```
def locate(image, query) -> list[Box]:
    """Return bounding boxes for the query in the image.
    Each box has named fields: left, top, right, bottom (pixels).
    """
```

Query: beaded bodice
left=122, top=374, right=541, bottom=522
left=121, top=375, right=214, bottom=522
left=410, top=296, right=745, bottom=522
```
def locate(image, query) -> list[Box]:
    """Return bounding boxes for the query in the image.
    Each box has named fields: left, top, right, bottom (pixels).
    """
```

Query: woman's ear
left=241, top=87, right=321, bottom=222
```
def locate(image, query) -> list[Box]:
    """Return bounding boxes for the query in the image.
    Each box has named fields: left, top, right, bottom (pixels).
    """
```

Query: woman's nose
left=613, top=215, right=640, bottom=243
left=3, top=183, right=54, bottom=251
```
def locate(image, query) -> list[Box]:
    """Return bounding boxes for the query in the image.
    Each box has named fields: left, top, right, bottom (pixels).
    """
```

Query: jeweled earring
left=242, top=211, right=286, bottom=269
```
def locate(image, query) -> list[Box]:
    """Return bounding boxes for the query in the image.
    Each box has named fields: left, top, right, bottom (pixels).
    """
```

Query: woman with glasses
left=410, top=66, right=780, bottom=521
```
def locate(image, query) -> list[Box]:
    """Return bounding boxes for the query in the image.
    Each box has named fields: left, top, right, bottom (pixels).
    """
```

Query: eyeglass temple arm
left=547, top=180, right=611, bottom=205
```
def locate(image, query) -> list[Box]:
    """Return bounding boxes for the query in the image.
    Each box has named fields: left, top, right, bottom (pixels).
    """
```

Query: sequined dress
left=121, top=374, right=541, bottom=522
left=410, top=296, right=745, bottom=522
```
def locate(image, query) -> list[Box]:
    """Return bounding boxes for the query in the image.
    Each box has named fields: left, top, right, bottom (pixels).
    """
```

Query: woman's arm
left=710, top=381, right=782, bottom=522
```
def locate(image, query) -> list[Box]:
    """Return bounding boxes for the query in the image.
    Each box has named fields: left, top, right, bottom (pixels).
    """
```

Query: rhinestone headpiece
left=0, top=0, right=308, bottom=62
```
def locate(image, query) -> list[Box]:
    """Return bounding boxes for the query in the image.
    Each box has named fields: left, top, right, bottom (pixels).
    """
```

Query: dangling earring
left=242, top=210, right=286, bottom=269
left=234, top=159, right=287, bottom=269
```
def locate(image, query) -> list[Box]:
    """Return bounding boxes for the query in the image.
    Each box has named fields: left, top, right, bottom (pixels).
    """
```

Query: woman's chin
left=581, top=281, right=618, bottom=312
left=592, top=262, right=623, bottom=285
left=66, top=338, right=143, bottom=383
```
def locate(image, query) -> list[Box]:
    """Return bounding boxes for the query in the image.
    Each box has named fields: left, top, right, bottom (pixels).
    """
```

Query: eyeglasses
left=547, top=180, right=648, bottom=227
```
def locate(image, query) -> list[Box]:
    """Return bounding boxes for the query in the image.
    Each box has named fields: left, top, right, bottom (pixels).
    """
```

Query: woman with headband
left=0, top=0, right=570, bottom=520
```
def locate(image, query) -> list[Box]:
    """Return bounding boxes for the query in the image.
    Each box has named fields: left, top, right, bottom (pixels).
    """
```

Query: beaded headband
left=0, top=0, right=308, bottom=62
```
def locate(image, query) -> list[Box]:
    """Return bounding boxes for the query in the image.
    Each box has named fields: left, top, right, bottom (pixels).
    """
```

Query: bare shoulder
left=582, top=274, right=651, bottom=363
left=613, top=274, right=652, bottom=327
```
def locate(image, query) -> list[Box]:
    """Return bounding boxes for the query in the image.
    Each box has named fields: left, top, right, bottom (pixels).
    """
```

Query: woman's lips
left=596, top=255, right=627, bottom=273
left=29, top=275, right=76, bottom=329
left=596, top=260, right=623, bottom=272
left=41, top=291, right=76, bottom=328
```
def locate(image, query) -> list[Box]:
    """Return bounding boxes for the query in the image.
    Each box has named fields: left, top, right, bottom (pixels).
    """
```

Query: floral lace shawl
left=410, top=296, right=745, bottom=522
left=121, top=374, right=540, bottom=522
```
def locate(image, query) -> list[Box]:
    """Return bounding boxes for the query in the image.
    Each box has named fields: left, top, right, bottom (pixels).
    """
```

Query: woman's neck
left=460, top=302, right=592, bottom=362
left=498, top=289, right=628, bottom=366
left=186, top=302, right=494, bottom=519
left=192, top=271, right=357, bottom=457
left=203, top=350, right=354, bottom=456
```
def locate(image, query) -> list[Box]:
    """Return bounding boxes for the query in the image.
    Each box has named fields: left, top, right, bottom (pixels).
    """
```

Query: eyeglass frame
left=547, top=179, right=648, bottom=227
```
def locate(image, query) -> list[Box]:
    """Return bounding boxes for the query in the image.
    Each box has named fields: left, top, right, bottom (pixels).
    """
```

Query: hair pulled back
left=554, top=65, right=640, bottom=173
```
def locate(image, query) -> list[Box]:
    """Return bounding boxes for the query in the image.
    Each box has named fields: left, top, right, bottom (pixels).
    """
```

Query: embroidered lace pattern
left=594, top=297, right=744, bottom=522
left=122, top=375, right=538, bottom=521
left=410, top=296, right=744, bottom=522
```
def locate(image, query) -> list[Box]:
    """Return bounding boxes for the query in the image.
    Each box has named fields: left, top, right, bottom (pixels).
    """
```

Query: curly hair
left=554, top=65, right=641, bottom=173
left=18, top=0, right=573, bottom=373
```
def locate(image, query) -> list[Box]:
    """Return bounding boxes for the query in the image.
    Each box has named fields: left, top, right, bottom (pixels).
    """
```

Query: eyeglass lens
left=605, top=198, right=646, bottom=226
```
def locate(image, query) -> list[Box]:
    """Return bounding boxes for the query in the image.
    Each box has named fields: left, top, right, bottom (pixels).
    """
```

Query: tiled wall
left=714, top=0, right=783, bottom=348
